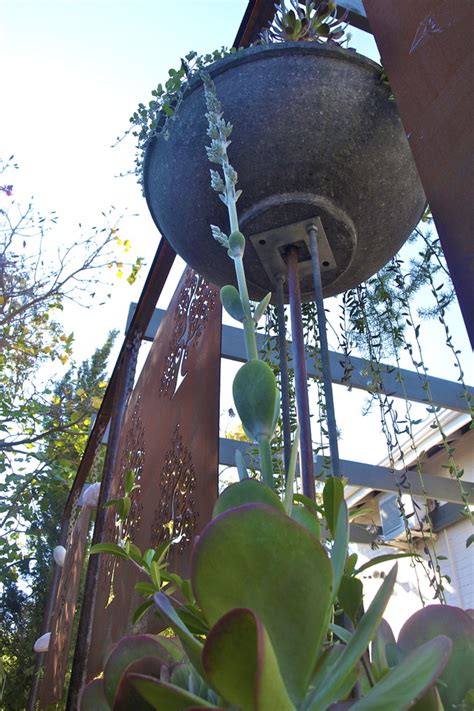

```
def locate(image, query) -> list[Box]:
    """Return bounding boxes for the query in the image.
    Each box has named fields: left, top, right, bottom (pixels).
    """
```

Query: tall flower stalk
left=202, top=71, right=277, bottom=489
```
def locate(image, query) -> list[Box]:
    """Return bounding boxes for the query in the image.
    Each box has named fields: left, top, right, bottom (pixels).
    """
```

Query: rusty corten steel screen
left=38, top=505, right=91, bottom=706
left=86, top=267, right=221, bottom=680
left=363, top=0, right=474, bottom=345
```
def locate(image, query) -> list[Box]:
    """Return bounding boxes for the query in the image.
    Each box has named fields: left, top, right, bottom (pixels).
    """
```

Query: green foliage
left=84, top=480, right=458, bottom=711
left=261, top=0, right=348, bottom=44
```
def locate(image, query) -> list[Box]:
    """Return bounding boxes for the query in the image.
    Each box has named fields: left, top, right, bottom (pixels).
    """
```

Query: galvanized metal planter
left=144, top=41, right=425, bottom=302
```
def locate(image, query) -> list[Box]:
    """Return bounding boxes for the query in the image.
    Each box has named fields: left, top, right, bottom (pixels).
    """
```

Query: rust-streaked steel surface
left=86, top=267, right=221, bottom=680
left=364, top=0, right=474, bottom=347
left=38, top=506, right=91, bottom=707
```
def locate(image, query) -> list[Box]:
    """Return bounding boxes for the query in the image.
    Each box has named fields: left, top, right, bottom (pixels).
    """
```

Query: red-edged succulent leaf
left=104, top=634, right=173, bottom=705
left=202, top=608, right=294, bottom=710
left=80, top=678, right=110, bottom=710
left=213, top=479, right=285, bottom=519
left=113, top=656, right=163, bottom=710
left=398, top=604, right=474, bottom=709
left=192, top=503, right=332, bottom=705
left=129, top=674, right=217, bottom=709
left=371, top=618, right=396, bottom=679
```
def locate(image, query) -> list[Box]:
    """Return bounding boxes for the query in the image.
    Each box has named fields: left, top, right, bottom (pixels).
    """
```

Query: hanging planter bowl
left=144, top=42, right=425, bottom=302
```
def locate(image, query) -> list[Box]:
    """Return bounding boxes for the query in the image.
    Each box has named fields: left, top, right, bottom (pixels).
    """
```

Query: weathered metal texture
left=286, top=247, right=315, bottom=500
left=67, top=334, right=140, bottom=709
left=86, top=268, right=221, bottom=681
left=38, top=505, right=91, bottom=707
left=136, top=306, right=474, bottom=415
left=144, top=42, right=425, bottom=303
left=363, top=0, right=474, bottom=347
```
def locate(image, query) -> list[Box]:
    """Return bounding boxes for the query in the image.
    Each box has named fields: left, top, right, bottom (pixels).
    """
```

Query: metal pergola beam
left=219, top=437, right=473, bottom=506
left=128, top=305, right=473, bottom=414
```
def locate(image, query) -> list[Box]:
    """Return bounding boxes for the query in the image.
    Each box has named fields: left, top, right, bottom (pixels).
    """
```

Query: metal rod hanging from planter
left=275, top=273, right=292, bottom=478
left=286, top=246, right=315, bottom=500
left=307, top=222, right=341, bottom=478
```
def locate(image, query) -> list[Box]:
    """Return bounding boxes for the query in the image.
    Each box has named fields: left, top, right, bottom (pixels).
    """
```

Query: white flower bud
left=53, top=545, right=66, bottom=567
left=34, top=632, right=51, bottom=653
left=83, top=482, right=101, bottom=508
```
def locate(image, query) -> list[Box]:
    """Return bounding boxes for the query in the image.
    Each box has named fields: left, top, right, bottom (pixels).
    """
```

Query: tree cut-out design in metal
left=86, top=267, right=221, bottom=681
left=153, top=423, right=197, bottom=552
left=160, top=271, right=217, bottom=398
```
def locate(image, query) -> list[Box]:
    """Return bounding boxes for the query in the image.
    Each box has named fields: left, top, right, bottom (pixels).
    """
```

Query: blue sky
left=1, top=1, right=471, bottom=465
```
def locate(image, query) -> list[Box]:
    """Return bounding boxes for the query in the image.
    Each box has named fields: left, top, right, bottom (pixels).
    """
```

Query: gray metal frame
left=130, top=305, right=473, bottom=414
left=127, top=304, right=472, bottom=508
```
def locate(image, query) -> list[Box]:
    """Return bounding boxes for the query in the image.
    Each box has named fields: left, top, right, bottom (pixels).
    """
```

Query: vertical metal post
left=66, top=332, right=141, bottom=709
left=275, top=274, right=292, bottom=477
left=307, top=223, right=341, bottom=477
left=286, top=247, right=316, bottom=500
left=26, top=543, right=64, bottom=711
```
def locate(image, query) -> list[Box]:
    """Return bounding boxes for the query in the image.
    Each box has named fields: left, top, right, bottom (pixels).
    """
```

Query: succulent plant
left=84, top=60, right=469, bottom=711
left=82, top=479, right=460, bottom=710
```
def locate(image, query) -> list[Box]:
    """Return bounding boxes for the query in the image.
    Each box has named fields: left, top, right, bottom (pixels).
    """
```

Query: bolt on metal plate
left=249, top=216, right=337, bottom=284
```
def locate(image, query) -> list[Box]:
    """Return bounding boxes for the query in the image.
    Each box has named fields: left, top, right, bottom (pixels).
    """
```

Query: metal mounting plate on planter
left=249, top=216, right=336, bottom=285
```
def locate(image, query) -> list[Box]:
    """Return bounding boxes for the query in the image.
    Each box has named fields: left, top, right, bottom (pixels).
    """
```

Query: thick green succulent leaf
left=213, top=479, right=285, bottom=519
left=233, top=361, right=277, bottom=440
left=203, top=608, right=295, bottom=710
left=410, top=686, right=444, bottom=711
left=290, top=504, right=320, bottom=538
left=253, top=292, right=272, bottom=324
left=283, top=426, right=300, bottom=514
left=323, top=476, right=344, bottom=537
left=220, top=285, right=244, bottom=322
left=350, top=636, right=452, bottom=711
left=129, top=674, right=217, bottom=710
left=331, top=501, right=349, bottom=601
left=114, top=657, right=163, bottom=710
left=354, top=553, right=416, bottom=576
left=103, top=634, right=173, bottom=705
left=311, top=644, right=358, bottom=703
left=192, top=503, right=332, bottom=704
left=338, top=575, right=363, bottom=623
left=153, top=593, right=204, bottom=678
left=398, top=604, right=474, bottom=709
left=307, top=564, right=398, bottom=710
left=80, top=678, right=110, bottom=711
left=371, top=618, right=396, bottom=680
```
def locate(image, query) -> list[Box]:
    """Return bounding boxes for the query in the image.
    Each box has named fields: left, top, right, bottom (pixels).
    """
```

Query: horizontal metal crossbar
left=128, top=305, right=473, bottom=414
left=218, top=437, right=473, bottom=506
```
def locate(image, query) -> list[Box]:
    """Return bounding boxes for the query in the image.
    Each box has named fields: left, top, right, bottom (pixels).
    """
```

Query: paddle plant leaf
left=114, top=656, right=163, bottom=710
left=103, top=634, right=173, bottom=706
left=350, top=636, right=452, bottom=711
left=338, top=574, right=363, bottom=623
left=371, top=618, right=396, bottom=680
left=192, top=503, right=332, bottom=705
left=306, top=564, right=398, bottom=709
left=80, top=678, right=110, bottom=711
left=397, top=604, right=474, bottom=709
left=220, top=285, right=244, bottom=322
left=213, top=479, right=285, bottom=519
left=129, top=674, right=217, bottom=710
left=323, top=476, right=344, bottom=537
left=290, top=504, right=320, bottom=538
left=202, top=608, right=295, bottom=711
left=331, top=500, right=349, bottom=601
left=153, top=592, right=205, bottom=678
left=233, top=360, right=277, bottom=441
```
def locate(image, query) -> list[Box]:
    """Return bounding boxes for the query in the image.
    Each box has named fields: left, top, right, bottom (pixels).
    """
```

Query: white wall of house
left=349, top=419, right=473, bottom=634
